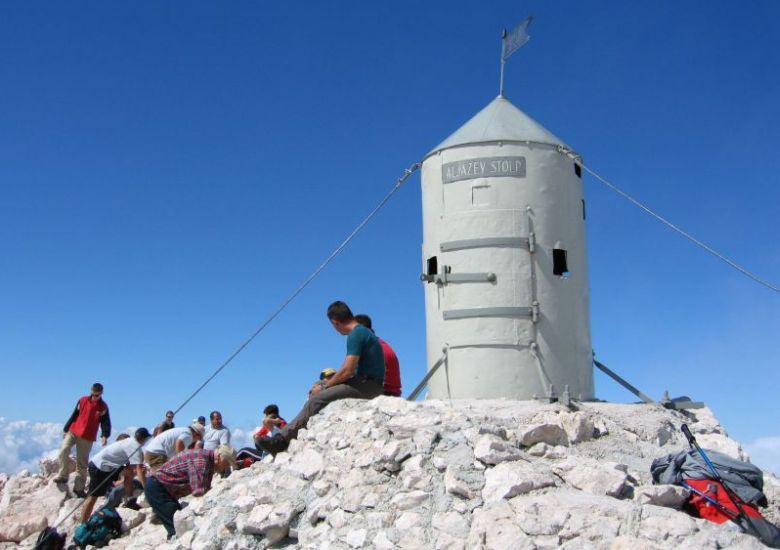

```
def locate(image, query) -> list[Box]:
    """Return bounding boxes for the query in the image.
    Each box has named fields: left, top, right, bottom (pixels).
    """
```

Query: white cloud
left=744, top=435, right=780, bottom=477
left=0, top=417, right=62, bottom=475
left=229, top=426, right=256, bottom=451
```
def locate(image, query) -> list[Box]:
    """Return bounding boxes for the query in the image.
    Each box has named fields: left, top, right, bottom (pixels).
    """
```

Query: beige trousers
left=57, top=432, right=93, bottom=491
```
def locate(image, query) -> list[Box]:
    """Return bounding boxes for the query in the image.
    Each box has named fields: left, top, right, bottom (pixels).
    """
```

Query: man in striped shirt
left=144, top=446, right=236, bottom=539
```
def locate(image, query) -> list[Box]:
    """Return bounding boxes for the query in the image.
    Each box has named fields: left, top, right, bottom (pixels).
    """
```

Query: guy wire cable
left=557, top=146, right=780, bottom=294
left=39, top=161, right=421, bottom=543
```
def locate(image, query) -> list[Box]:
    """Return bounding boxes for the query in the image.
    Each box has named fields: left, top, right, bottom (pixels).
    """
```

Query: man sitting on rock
left=258, top=300, right=385, bottom=456
left=235, top=405, right=287, bottom=468
left=355, top=313, right=402, bottom=397
left=80, top=427, right=152, bottom=523
left=144, top=445, right=236, bottom=540
left=144, top=423, right=204, bottom=473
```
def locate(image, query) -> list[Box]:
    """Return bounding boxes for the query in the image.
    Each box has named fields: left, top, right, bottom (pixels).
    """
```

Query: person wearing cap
left=80, top=427, right=152, bottom=523
left=143, top=423, right=204, bottom=473
left=54, top=382, right=111, bottom=497
left=144, top=445, right=236, bottom=539
left=355, top=314, right=402, bottom=397
left=194, top=415, right=206, bottom=426
left=308, top=368, right=336, bottom=398
left=153, top=410, right=176, bottom=436
left=258, top=301, right=384, bottom=457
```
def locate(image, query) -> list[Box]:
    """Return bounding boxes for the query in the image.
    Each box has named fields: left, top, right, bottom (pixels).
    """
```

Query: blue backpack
left=72, top=506, right=123, bottom=548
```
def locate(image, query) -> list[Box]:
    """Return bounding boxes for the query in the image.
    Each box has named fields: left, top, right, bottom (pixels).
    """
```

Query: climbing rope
left=557, top=146, right=780, bottom=294
left=41, top=161, right=422, bottom=542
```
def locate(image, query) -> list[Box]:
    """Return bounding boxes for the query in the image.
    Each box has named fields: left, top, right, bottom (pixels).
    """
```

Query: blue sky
left=1, top=2, right=778, bottom=473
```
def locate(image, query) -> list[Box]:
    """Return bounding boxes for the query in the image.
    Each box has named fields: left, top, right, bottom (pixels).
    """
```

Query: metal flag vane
left=499, top=15, right=533, bottom=97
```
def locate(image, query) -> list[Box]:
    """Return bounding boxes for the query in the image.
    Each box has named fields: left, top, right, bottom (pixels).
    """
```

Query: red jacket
left=65, top=396, right=110, bottom=442
left=380, top=338, right=401, bottom=396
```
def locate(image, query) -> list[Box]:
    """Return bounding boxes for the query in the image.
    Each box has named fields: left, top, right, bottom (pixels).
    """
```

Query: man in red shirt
left=355, top=314, right=402, bottom=397
left=54, top=383, right=111, bottom=497
left=144, top=446, right=236, bottom=539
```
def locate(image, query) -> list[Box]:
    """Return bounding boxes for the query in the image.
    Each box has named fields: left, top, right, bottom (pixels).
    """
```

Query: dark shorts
left=87, top=462, right=123, bottom=497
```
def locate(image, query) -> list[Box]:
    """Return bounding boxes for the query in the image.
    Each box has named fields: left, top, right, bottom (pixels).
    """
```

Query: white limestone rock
left=473, top=434, right=526, bottom=465
left=482, top=460, right=556, bottom=502
left=444, top=465, right=484, bottom=500
left=527, top=442, right=569, bottom=459
left=288, top=448, right=324, bottom=480
left=518, top=422, right=569, bottom=448
left=560, top=412, right=596, bottom=444
left=0, top=478, right=66, bottom=542
left=552, top=457, right=631, bottom=498
left=38, top=458, right=74, bottom=478
left=3, top=399, right=776, bottom=550
left=390, top=490, right=429, bottom=510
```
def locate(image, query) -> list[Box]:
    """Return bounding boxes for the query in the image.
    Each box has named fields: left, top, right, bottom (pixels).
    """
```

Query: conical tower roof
left=427, top=95, right=574, bottom=157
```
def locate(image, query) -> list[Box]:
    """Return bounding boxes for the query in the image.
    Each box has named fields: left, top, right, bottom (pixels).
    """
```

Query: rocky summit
left=1, top=397, right=778, bottom=549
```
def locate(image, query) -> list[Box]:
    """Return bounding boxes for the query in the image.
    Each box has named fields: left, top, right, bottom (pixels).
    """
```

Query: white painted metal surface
left=421, top=96, right=594, bottom=400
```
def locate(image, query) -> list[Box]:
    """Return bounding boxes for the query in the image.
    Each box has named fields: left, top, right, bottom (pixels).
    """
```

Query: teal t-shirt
left=346, top=324, right=385, bottom=381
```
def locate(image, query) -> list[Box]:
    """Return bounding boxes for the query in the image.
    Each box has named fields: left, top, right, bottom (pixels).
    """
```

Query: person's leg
left=122, top=467, right=134, bottom=498
left=281, top=384, right=363, bottom=441
left=351, top=378, right=384, bottom=400
left=55, top=432, right=76, bottom=482
left=81, top=463, right=107, bottom=522
left=105, top=485, right=125, bottom=509
left=73, top=437, right=93, bottom=492
left=81, top=495, right=97, bottom=523
left=144, top=478, right=178, bottom=539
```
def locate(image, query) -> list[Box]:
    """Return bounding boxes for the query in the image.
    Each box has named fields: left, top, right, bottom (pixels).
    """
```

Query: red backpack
left=684, top=479, right=764, bottom=524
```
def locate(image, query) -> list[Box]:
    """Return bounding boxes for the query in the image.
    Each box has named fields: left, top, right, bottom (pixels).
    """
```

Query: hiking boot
left=53, top=477, right=67, bottom=484
left=256, top=434, right=289, bottom=457
left=150, top=514, right=162, bottom=525
left=73, top=489, right=87, bottom=498
left=123, top=498, right=141, bottom=511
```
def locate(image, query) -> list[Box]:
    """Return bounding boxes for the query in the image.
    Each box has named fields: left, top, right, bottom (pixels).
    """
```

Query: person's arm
left=175, top=437, right=187, bottom=454
left=100, top=407, right=111, bottom=445
left=325, top=355, right=359, bottom=387
left=63, top=402, right=80, bottom=434
left=221, top=429, right=231, bottom=446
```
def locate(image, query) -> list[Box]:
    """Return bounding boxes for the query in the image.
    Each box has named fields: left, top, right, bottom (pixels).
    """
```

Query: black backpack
left=33, top=526, right=66, bottom=550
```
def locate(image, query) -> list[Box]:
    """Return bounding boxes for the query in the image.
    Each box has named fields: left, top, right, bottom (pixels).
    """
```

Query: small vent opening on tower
left=425, top=256, right=438, bottom=282
left=574, top=163, right=582, bottom=178
left=553, top=249, right=569, bottom=277
left=582, top=199, right=586, bottom=220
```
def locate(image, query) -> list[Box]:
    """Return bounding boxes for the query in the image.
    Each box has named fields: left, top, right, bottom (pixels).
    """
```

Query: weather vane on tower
left=499, top=15, right=533, bottom=97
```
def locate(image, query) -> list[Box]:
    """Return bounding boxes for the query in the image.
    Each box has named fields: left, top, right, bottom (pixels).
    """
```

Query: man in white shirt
left=203, top=411, right=231, bottom=451
left=80, top=427, right=151, bottom=523
left=144, top=423, right=204, bottom=473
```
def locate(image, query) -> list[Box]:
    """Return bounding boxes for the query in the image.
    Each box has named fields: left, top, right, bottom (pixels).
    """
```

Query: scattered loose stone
left=1, top=399, right=776, bottom=550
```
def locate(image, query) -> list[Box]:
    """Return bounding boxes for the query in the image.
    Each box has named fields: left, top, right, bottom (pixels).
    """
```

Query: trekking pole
left=680, top=424, right=761, bottom=537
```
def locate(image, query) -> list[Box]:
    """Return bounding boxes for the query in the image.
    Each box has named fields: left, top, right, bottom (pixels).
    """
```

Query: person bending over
left=80, top=428, right=151, bottom=523
left=144, top=446, right=235, bottom=540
